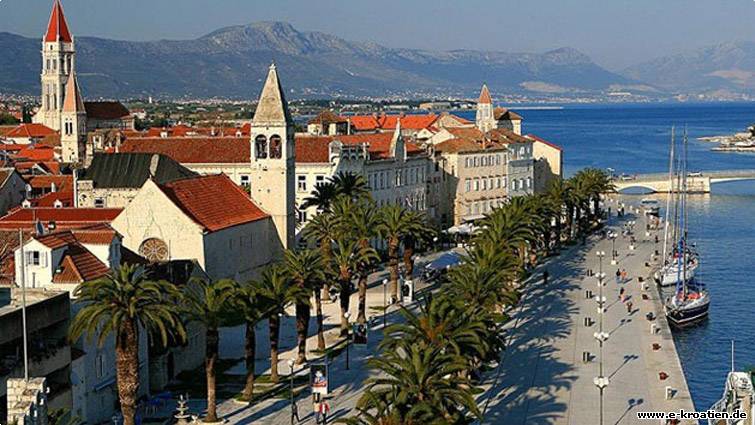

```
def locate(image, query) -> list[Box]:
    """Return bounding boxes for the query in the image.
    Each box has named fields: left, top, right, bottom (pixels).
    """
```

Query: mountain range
left=0, top=21, right=753, bottom=100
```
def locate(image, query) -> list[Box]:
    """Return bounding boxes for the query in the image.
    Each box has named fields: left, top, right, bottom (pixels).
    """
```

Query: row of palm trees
left=68, top=171, right=434, bottom=425
left=343, top=168, right=614, bottom=424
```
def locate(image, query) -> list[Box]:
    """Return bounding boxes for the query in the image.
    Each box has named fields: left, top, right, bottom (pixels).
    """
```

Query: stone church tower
left=60, top=71, right=87, bottom=163
left=475, top=84, right=495, bottom=133
left=34, top=0, right=76, bottom=131
left=249, top=63, right=296, bottom=250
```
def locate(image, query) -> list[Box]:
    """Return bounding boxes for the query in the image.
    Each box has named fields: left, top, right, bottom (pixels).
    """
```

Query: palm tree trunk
left=269, top=315, right=280, bottom=383
left=402, top=236, right=415, bottom=280
left=320, top=240, right=332, bottom=301
left=295, top=301, right=310, bottom=364
left=205, top=327, right=219, bottom=422
left=388, top=238, right=399, bottom=303
left=115, top=320, right=139, bottom=425
left=314, top=288, right=325, bottom=350
left=339, top=273, right=351, bottom=337
left=241, top=321, right=256, bottom=401
left=357, top=273, right=368, bottom=325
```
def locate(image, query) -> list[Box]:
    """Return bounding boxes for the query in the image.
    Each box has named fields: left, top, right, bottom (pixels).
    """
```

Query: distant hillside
left=0, top=21, right=639, bottom=99
left=622, top=41, right=755, bottom=97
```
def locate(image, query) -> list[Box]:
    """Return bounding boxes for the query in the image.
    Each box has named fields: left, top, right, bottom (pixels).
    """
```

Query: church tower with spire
left=475, top=84, right=495, bottom=133
left=60, top=71, right=87, bottom=163
left=34, top=0, right=76, bottom=131
left=249, top=63, right=296, bottom=250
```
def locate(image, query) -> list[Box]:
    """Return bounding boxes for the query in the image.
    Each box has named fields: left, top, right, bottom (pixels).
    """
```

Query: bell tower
left=60, top=71, right=87, bottom=163
left=249, top=63, right=295, bottom=250
left=475, top=84, right=495, bottom=133
left=34, top=0, right=76, bottom=131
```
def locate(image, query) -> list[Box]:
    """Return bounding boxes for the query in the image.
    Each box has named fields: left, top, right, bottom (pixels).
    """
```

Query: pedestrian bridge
left=612, top=169, right=755, bottom=193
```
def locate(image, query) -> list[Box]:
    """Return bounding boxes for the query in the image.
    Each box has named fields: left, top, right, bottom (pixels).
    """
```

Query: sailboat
left=664, top=129, right=710, bottom=328
left=655, top=127, right=699, bottom=287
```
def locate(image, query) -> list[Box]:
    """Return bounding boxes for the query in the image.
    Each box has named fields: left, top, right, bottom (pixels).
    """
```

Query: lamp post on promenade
left=594, top=250, right=609, bottom=425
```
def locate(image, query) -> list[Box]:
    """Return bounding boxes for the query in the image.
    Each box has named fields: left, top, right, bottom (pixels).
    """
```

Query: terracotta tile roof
left=0, top=207, right=122, bottom=230
left=478, top=84, right=493, bottom=104
left=52, top=244, right=110, bottom=284
left=30, top=190, right=73, bottom=208
left=447, top=127, right=484, bottom=140
left=14, top=161, right=61, bottom=175
left=295, top=133, right=425, bottom=163
left=347, top=114, right=438, bottom=131
left=435, top=138, right=507, bottom=154
left=526, top=134, right=562, bottom=151
left=5, top=124, right=56, bottom=138
left=144, top=125, right=247, bottom=138
left=15, top=146, right=56, bottom=162
left=0, top=126, right=17, bottom=137
left=35, top=231, right=77, bottom=249
left=487, top=128, right=531, bottom=144
left=44, top=0, right=72, bottom=43
left=158, top=174, right=269, bottom=232
left=0, top=144, right=26, bottom=152
left=494, top=107, right=523, bottom=121
left=119, top=137, right=250, bottom=163
left=84, top=102, right=130, bottom=120
left=26, top=175, right=72, bottom=192
left=308, top=110, right=348, bottom=125
left=63, top=72, right=85, bottom=113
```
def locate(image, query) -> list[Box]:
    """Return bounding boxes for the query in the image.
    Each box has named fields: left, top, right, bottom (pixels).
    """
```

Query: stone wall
left=7, top=378, right=48, bottom=425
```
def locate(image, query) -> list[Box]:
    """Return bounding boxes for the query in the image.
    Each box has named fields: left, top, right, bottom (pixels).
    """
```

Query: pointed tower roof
left=252, top=63, right=292, bottom=125
left=44, top=0, right=73, bottom=43
left=62, top=72, right=85, bottom=113
left=389, top=118, right=402, bottom=158
left=478, top=84, right=492, bottom=104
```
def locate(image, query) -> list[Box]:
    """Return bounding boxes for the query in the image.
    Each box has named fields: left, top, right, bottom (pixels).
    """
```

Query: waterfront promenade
left=478, top=196, right=696, bottom=424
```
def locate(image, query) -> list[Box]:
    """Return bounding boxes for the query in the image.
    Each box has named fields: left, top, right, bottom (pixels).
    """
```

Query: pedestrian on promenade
left=615, top=269, right=621, bottom=284
left=619, top=287, right=625, bottom=301
left=627, top=301, right=633, bottom=313
left=621, top=269, right=628, bottom=282
left=543, top=270, right=549, bottom=285
left=313, top=394, right=322, bottom=424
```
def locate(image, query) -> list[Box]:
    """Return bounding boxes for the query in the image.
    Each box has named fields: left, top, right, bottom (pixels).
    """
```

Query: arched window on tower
left=269, top=134, right=282, bottom=159
left=255, top=135, right=268, bottom=159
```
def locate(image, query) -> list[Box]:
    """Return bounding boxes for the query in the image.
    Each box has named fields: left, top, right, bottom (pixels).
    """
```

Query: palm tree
left=254, top=264, right=307, bottom=383
left=303, top=212, right=338, bottom=302
left=301, top=181, right=339, bottom=212
left=546, top=178, right=571, bottom=248
left=284, top=249, right=325, bottom=364
left=351, top=342, right=481, bottom=424
left=236, top=282, right=272, bottom=401
left=335, top=198, right=381, bottom=324
left=69, top=264, right=185, bottom=425
left=377, top=204, right=420, bottom=303
left=474, top=198, right=537, bottom=268
left=182, top=278, right=238, bottom=422
left=331, top=171, right=370, bottom=201
left=330, top=237, right=378, bottom=335
left=400, top=211, right=434, bottom=281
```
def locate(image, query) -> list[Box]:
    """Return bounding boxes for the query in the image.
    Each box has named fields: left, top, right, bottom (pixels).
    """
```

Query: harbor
left=477, top=197, right=696, bottom=424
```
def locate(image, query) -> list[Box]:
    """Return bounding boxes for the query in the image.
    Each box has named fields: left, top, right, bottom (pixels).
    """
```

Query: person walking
left=619, top=287, right=625, bottom=301
left=621, top=269, right=628, bottom=282
left=543, top=270, right=549, bottom=285
left=313, top=394, right=322, bottom=424
left=615, top=268, right=621, bottom=284
left=627, top=301, right=633, bottom=314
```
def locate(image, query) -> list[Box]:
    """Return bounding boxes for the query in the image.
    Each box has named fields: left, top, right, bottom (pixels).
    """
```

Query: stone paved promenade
left=478, top=197, right=696, bottom=425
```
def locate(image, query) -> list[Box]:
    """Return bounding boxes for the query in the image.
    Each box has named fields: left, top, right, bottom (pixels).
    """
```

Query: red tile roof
left=52, top=244, right=110, bottom=284
left=30, top=190, right=73, bottom=208
left=44, top=0, right=72, bottom=43
left=493, top=107, right=523, bottom=121
left=84, top=102, right=130, bottom=120
left=0, top=207, right=122, bottom=230
left=26, top=175, right=72, bottom=192
left=158, top=174, right=269, bottom=232
left=295, top=133, right=425, bottom=163
left=526, top=134, right=562, bottom=151
left=15, top=146, right=56, bottom=162
left=5, top=124, right=56, bottom=139
left=478, top=84, right=493, bottom=104
left=347, top=114, right=438, bottom=131
left=308, top=110, right=348, bottom=125
left=119, top=137, right=250, bottom=163
left=14, top=161, right=61, bottom=175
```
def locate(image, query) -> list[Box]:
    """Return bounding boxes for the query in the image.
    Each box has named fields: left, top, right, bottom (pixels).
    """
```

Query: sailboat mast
left=662, top=127, right=675, bottom=262
left=681, top=129, right=689, bottom=298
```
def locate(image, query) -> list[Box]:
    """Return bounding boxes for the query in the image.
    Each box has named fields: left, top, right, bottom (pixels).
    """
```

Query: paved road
left=477, top=198, right=695, bottom=425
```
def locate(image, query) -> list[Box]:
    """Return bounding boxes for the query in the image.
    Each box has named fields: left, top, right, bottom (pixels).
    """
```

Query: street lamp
left=344, top=312, right=351, bottom=370
left=382, top=279, right=388, bottom=327
left=608, top=232, right=618, bottom=264
left=593, top=256, right=610, bottom=425
left=287, top=359, right=296, bottom=425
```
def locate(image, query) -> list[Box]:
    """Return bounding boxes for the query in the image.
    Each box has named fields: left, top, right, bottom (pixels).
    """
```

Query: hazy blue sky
left=2, top=0, right=754, bottom=69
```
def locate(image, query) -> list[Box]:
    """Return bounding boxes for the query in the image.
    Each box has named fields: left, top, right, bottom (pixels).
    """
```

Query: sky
left=1, top=0, right=755, bottom=70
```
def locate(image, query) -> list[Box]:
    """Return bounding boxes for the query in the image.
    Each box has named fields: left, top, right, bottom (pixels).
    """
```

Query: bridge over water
left=612, top=169, right=755, bottom=193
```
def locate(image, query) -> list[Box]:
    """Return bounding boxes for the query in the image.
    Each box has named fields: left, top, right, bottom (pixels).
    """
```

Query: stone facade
left=6, top=378, right=48, bottom=425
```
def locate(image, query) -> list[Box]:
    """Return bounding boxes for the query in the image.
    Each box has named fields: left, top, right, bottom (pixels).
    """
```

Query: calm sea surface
left=462, top=103, right=755, bottom=410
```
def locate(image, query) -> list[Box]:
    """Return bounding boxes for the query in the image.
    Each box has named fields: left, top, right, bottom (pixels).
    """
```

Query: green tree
left=377, top=204, right=426, bottom=303
left=330, top=237, right=378, bottom=335
left=302, top=212, right=338, bottom=303
left=236, top=281, right=271, bottom=401
left=69, top=265, right=185, bottom=425
left=181, top=278, right=239, bottom=422
left=254, top=264, right=308, bottom=383
left=284, top=249, right=326, bottom=364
